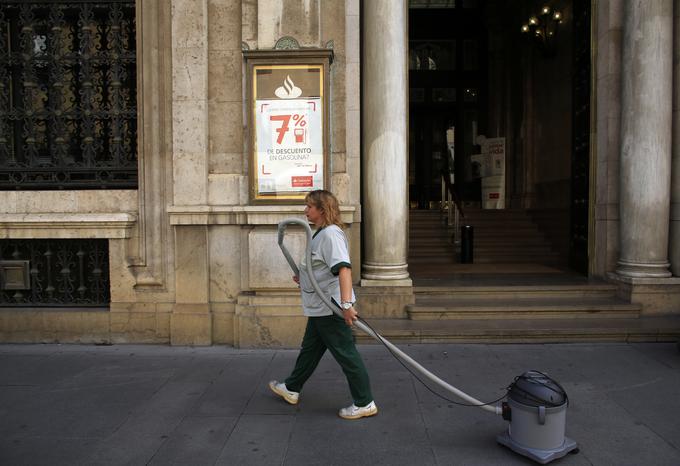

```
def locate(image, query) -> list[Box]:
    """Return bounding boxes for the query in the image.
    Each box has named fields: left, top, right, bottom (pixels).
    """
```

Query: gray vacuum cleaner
left=278, top=218, right=578, bottom=464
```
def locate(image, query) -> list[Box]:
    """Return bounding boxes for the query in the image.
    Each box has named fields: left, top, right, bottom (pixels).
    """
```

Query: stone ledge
left=0, top=213, right=137, bottom=239
left=607, top=272, right=680, bottom=286
left=168, top=205, right=358, bottom=225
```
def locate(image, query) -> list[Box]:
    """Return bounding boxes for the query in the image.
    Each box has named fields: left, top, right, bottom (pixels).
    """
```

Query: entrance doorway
left=407, top=0, right=591, bottom=277
left=408, top=3, right=486, bottom=209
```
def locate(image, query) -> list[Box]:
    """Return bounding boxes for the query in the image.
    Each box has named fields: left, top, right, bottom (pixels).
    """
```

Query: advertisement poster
left=252, top=64, right=326, bottom=200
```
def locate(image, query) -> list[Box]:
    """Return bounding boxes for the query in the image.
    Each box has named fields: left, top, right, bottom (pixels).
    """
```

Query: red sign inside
left=488, top=193, right=500, bottom=199
left=291, top=176, right=313, bottom=187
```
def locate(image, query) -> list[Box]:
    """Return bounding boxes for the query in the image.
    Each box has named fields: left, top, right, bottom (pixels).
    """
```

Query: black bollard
left=460, top=225, right=474, bottom=263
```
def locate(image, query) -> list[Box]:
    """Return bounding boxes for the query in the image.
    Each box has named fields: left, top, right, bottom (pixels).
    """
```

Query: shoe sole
left=338, top=406, right=378, bottom=420
left=269, top=382, right=299, bottom=405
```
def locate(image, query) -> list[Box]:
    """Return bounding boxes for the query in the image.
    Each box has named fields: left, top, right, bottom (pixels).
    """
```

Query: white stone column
left=670, top=0, right=680, bottom=275
left=617, top=0, right=674, bottom=278
left=361, top=0, right=410, bottom=284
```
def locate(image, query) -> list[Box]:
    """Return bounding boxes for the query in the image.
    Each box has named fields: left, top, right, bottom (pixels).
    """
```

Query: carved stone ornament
left=274, top=36, right=300, bottom=50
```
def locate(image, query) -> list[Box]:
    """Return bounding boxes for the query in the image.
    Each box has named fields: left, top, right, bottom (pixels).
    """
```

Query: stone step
left=409, top=230, right=548, bottom=240
left=353, top=316, right=680, bottom=344
left=410, top=244, right=556, bottom=253
left=407, top=296, right=640, bottom=320
left=469, top=255, right=564, bottom=264
left=407, top=255, right=563, bottom=265
left=413, top=283, right=618, bottom=298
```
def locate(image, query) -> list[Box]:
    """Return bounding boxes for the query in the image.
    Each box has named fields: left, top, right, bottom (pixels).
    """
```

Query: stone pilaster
left=170, top=0, right=211, bottom=344
left=172, top=225, right=212, bottom=345
left=361, top=0, right=411, bottom=285
left=616, top=0, right=673, bottom=278
left=669, top=0, right=680, bottom=275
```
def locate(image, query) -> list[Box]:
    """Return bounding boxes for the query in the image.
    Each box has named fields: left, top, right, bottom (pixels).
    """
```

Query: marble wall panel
left=208, top=0, right=241, bottom=51
left=208, top=226, right=242, bottom=302
left=248, top=228, right=305, bottom=289
left=209, top=152, right=244, bottom=174
left=173, top=100, right=208, bottom=156
left=208, top=50, right=242, bottom=103
left=345, top=62, right=360, bottom=111
left=13, top=192, right=76, bottom=213
left=242, top=0, right=258, bottom=49
left=333, top=152, right=347, bottom=174
left=171, top=0, right=207, bottom=49
left=109, top=239, right=138, bottom=302
left=173, top=47, right=208, bottom=102
left=208, top=101, right=243, bottom=155
left=174, top=226, right=209, bottom=303
left=331, top=172, right=350, bottom=204
left=76, top=191, right=138, bottom=212
left=208, top=174, right=242, bottom=205
left=345, top=13, right=359, bottom=64
left=320, top=0, right=344, bottom=50
left=174, top=152, right=209, bottom=205
left=257, top=0, right=320, bottom=48
left=0, top=193, right=17, bottom=213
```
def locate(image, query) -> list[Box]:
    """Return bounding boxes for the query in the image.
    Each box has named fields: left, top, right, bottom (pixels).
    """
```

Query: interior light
left=542, top=6, right=550, bottom=15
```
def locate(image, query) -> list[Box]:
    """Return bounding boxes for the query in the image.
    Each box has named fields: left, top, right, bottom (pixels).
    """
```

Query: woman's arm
left=338, top=267, right=357, bottom=326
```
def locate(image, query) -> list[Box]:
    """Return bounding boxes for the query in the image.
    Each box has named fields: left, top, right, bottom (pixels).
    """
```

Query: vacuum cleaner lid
left=507, top=370, right=568, bottom=407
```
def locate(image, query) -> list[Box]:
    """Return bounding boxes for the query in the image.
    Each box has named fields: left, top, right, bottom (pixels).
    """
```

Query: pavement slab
left=0, top=342, right=679, bottom=466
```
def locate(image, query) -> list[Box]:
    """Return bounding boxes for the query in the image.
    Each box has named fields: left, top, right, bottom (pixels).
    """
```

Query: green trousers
left=285, top=314, right=373, bottom=407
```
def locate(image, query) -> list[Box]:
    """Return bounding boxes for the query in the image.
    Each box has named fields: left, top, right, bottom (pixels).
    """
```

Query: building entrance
left=407, top=0, right=591, bottom=275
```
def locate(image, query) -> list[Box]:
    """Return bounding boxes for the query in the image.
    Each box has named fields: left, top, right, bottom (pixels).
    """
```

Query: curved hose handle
left=277, top=218, right=384, bottom=338
left=276, top=218, right=501, bottom=415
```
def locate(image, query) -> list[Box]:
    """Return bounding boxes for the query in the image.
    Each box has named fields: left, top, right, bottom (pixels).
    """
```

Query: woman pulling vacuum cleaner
left=269, top=189, right=378, bottom=420
left=274, top=194, right=579, bottom=463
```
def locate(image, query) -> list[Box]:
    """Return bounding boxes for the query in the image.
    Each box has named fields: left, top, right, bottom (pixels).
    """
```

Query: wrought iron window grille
left=0, top=239, right=110, bottom=307
left=0, top=1, right=137, bottom=190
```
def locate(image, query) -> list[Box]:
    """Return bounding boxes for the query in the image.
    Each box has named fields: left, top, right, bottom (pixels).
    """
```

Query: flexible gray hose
left=277, top=217, right=501, bottom=415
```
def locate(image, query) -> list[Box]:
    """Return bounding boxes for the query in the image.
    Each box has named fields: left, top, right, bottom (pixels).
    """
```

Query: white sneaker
left=338, top=400, right=378, bottom=420
left=269, top=380, right=299, bottom=405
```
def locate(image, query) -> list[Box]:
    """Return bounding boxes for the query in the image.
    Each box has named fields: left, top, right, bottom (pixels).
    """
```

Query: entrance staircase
left=355, top=209, right=680, bottom=344
left=357, top=281, right=680, bottom=344
left=408, top=208, right=564, bottom=267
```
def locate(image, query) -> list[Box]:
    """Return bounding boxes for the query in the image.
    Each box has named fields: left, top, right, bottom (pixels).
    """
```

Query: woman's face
left=305, top=201, right=324, bottom=227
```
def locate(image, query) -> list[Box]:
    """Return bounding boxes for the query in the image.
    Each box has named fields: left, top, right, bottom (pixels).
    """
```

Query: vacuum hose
left=277, top=217, right=502, bottom=416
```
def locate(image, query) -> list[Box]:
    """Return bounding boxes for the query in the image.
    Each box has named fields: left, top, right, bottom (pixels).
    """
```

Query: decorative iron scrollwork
left=0, top=239, right=110, bottom=307
left=0, top=1, right=137, bottom=189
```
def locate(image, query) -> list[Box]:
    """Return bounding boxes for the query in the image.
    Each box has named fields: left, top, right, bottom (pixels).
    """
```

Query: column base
left=615, top=259, right=671, bottom=278
left=608, top=272, right=680, bottom=315
left=361, top=262, right=410, bottom=281
left=355, top=285, right=414, bottom=318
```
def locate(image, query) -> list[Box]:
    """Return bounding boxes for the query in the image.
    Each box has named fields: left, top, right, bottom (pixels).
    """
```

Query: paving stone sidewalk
left=1, top=342, right=679, bottom=465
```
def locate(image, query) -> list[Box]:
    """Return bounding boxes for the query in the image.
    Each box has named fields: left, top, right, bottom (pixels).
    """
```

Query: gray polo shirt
left=298, top=224, right=355, bottom=317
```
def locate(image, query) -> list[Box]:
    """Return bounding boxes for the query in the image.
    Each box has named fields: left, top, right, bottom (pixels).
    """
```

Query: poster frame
left=244, top=49, right=333, bottom=203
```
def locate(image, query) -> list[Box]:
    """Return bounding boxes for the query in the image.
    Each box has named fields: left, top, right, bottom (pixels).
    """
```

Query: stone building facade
left=1, top=0, right=679, bottom=346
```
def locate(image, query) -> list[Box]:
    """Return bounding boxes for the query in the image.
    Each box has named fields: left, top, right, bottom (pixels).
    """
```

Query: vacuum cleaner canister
left=497, top=371, right=578, bottom=464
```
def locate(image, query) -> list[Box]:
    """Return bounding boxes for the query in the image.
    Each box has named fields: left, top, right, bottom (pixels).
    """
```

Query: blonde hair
left=305, top=190, right=345, bottom=229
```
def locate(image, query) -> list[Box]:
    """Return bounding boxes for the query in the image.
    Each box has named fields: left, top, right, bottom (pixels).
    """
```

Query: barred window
left=0, top=1, right=137, bottom=190
left=0, top=239, right=110, bottom=307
